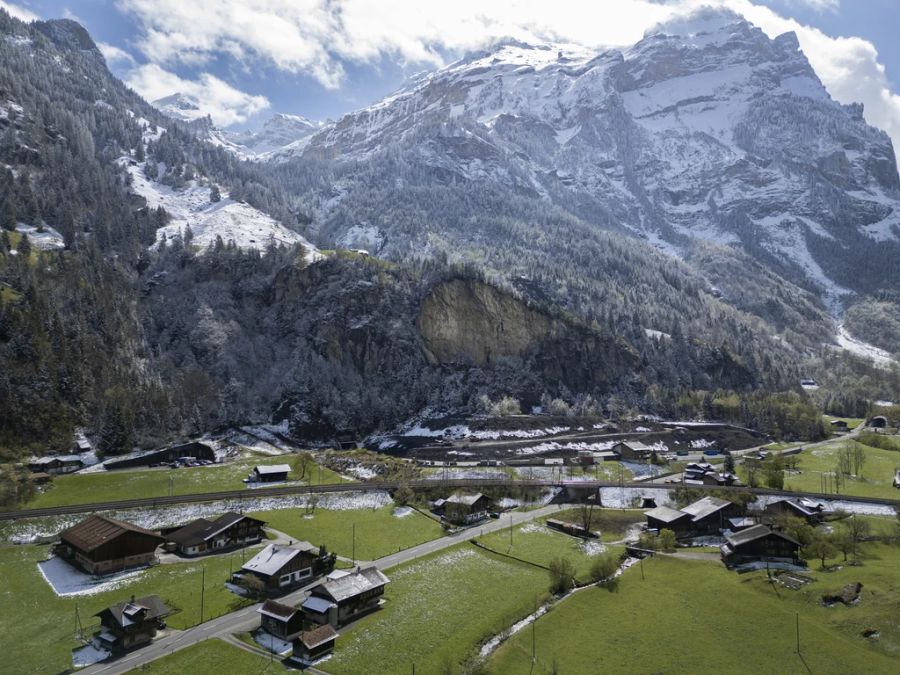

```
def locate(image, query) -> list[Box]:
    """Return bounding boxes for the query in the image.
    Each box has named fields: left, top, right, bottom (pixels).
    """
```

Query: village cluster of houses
left=644, top=495, right=831, bottom=567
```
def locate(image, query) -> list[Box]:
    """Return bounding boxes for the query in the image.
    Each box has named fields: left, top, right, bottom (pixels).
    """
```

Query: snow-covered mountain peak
left=152, top=93, right=206, bottom=122
left=645, top=6, right=750, bottom=42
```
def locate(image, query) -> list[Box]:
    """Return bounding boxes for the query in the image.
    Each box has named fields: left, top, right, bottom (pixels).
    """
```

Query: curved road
left=80, top=503, right=567, bottom=675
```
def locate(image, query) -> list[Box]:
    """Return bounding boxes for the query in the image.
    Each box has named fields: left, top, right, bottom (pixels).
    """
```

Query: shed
left=251, top=464, right=291, bottom=483
left=612, top=441, right=655, bottom=461
left=56, top=516, right=164, bottom=575
left=293, top=624, right=338, bottom=663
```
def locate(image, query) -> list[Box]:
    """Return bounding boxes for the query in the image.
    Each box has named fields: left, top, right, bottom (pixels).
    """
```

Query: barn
left=721, top=525, right=802, bottom=566
left=165, top=513, right=266, bottom=556
left=56, top=516, right=164, bottom=575
left=250, top=464, right=292, bottom=483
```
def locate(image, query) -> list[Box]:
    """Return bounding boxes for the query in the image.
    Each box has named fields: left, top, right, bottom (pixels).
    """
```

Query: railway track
left=0, top=478, right=897, bottom=521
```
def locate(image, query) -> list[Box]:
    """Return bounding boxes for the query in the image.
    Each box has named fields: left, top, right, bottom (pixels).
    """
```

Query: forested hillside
left=0, top=9, right=897, bottom=471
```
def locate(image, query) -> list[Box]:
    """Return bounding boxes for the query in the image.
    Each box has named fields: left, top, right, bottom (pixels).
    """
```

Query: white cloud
left=116, top=0, right=900, bottom=153
left=125, top=63, right=270, bottom=126
left=0, top=1, right=39, bottom=22
left=98, top=42, right=136, bottom=66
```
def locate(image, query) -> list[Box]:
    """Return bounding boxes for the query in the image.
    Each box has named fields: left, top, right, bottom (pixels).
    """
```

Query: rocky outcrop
left=417, top=278, right=639, bottom=391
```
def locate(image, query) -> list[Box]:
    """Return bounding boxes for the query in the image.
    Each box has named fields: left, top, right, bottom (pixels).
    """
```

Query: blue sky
left=3, top=0, right=900, bottom=147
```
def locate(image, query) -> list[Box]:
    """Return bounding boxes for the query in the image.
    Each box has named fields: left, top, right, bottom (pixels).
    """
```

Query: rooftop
left=644, top=506, right=689, bottom=523
left=258, top=599, right=299, bottom=621
left=242, top=542, right=318, bottom=577
left=168, top=512, right=265, bottom=547
left=445, top=491, right=486, bottom=506
left=96, top=595, right=170, bottom=627
left=61, top=515, right=163, bottom=552
left=312, top=566, right=389, bottom=603
left=255, top=464, right=292, bottom=475
left=681, top=496, right=732, bottom=521
left=298, top=623, right=338, bottom=649
left=726, top=524, right=800, bottom=547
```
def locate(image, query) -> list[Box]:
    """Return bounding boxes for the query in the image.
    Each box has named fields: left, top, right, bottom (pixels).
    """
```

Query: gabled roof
left=255, top=464, right=291, bottom=475
left=96, top=595, right=170, bottom=627
left=298, top=623, right=338, bottom=649
left=168, top=512, right=266, bottom=547
left=616, top=440, right=653, bottom=452
left=258, top=599, right=299, bottom=621
left=767, top=498, right=824, bottom=518
left=681, top=496, right=732, bottom=521
left=311, top=566, right=389, bottom=603
left=445, top=491, right=487, bottom=507
left=61, top=515, right=164, bottom=552
left=726, top=524, right=800, bottom=547
left=301, top=596, right=336, bottom=614
left=644, top=506, right=689, bottom=523
left=242, top=543, right=318, bottom=577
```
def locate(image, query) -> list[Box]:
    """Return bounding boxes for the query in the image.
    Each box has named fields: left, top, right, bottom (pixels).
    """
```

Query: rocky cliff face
left=418, top=278, right=639, bottom=391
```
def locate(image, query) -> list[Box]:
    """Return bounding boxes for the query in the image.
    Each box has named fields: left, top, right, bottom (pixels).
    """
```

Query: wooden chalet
left=257, top=599, right=304, bottom=641
left=763, top=498, right=829, bottom=524
left=612, top=440, right=655, bottom=461
left=27, top=455, right=84, bottom=475
left=56, top=515, right=164, bottom=575
left=164, top=512, right=265, bottom=556
left=644, top=506, right=693, bottom=534
left=829, top=419, right=849, bottom=432
left=720, top=524, right=801, bottom=566
left=442, top=491, right=491, bottom=525
left=292, top=624, right=338, bottom=663
left=236, top=542, right=331, bottom=593
left=680, top=496, right=741, bottom=535
left=302, top=567, right=389, bottom=628
left=250, top=464, right=291, bottom=483
left=94, top=595, right=170, bottom=653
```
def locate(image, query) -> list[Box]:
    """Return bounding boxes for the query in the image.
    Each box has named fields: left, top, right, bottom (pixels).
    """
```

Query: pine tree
left=1, top=199, right=15, bottom=232
left=210, top=184, right=221, bottom=203
left=16, top=232, right=31, bottom=258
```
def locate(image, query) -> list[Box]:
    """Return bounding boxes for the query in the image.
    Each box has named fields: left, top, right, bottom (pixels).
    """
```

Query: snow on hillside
left=120, top=158, right=319, bottom=259
left=14, top=223, right=64, bottom=250
left=835, top=323, right=896, bottom=367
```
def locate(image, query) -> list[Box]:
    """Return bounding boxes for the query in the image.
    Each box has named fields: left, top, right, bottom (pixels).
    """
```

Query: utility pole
left=796, top=612, right=800, bottom=654
left=352, top=522, right=356, bottom=562
left=640, top=556, right=645, bottom=581
left=200, top=566, right=205, bottom=624
left=509, top=513, right=514, bottom=546
left=532, top=617, right=536, bottom=663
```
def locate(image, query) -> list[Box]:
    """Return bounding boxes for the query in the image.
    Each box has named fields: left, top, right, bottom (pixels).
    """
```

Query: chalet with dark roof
left=442, top=491, right=491, bottom=525
left=764, top=497, right=830, bottom=524
left=165, top=512, right=265, bottom=556
left=94, top=595, right=170, bottom=653
left=644, top=506, right=693, bottom=534
left=680, top=496, right=742, bottom=535
left=292, top=624, right=338, bottom=663
left=302, top=566, right=389, bottom=627
left=56, top=515, right=164, bottom=575
left=257, top=599, right=304, bottom=641
left=27, top=454, right=84, bottom=475
left=613, top=440, right=655, bottom=461
left=720, top=524, right=801, bottom=566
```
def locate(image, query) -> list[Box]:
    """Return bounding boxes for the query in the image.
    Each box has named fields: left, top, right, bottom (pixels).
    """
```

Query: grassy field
left=25, top=455, right=343, bottom=508
left=320, top=544, right=550, bottom=675
left=783, top=440, right=900, bottom=499
left=823, top=415, right=866, bottom=431
left=0, top=543, right=256, bottom=674
left=249, top=505, right=444, bottom=561
left=486, top=545, right=900, bottom=674
left=138, top=639, right=275, bottom=673
left=476, top=518, right=624, bottom=582
left=547, top=507, right=644, bottom=543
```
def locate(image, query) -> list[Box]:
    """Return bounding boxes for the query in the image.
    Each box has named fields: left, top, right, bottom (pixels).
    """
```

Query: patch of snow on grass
left=72, top=642, right=111, bottom=668
left=38, top=557, right=146, bottom=597
left=393, top=506, right=414, bottom=518
left=254, top=631, right=293, bottom=655
left=579, top=539, right=606, bottom=556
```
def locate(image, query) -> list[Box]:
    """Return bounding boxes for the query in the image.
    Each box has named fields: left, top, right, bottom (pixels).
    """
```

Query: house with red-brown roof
left=55, top=515, right=164, bottom=575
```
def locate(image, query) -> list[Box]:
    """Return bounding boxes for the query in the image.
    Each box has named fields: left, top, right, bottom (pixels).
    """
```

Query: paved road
left=80, top=503, right=566, bottom=674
